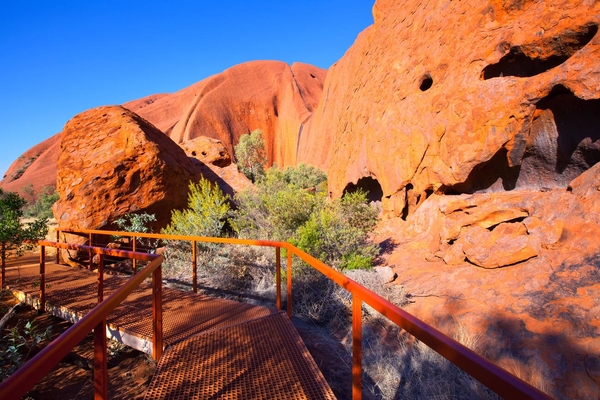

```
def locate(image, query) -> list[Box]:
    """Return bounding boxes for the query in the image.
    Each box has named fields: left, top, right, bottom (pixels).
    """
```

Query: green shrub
left=161, top=178, right=231, bottom=280
left=0, top=189, right=48, bottom=261
left=234, top=129, right=268, bottom=183
left=23, top=185, right=59, bottom=219
left=113, top=212, right=158, bottom=251
left=230, top=166, right=324, bottom=241
left=293, top=189, right=378, bottom=270
left=162, top=178, right=230, bottom=238
left=282, top=163, right=327, bottom=190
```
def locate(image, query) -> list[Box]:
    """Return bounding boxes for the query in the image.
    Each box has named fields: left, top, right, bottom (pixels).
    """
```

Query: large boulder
left=375, top=165, right=600, bottom=398
left=298, top=0, right=600, bottom=218
left=53, top=105, right=200, bottom=231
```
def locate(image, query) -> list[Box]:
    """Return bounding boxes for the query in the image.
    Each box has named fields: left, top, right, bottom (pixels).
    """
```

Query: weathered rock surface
left=180, top=136, right=232, bottom=168
left=121, top=60, right=326, bottom=167
left=1, top=61, right=325, bottom=201
left=375, top=165, right=600, bottom=398
left=179, top=136, right=252, bottom=197
left=53, top=105, right=200, bottom=232
left=0, top=133, right=61, bottom=198
left=298, top=0, right=600, bottom=219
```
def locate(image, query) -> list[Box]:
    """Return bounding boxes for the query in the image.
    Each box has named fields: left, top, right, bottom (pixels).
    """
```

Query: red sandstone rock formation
left=53, top=105, right=200, bottom=231
left=0, top=61, right=325, bottom=202
left=0, top=133, right=61, bottom=198
left=375, top=166, right=600, bottom=398
left=298, top=0, right=600, bottom=219
left=179, top=136, right=252, bottom=197
left=127, top=60, right=326, bottom=167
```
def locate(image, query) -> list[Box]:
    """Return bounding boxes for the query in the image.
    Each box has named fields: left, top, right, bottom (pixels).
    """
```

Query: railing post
left=39, top=245, right=46, bottom=313
left=275, top=247, right=281, bottom=310
left=55, top=229, right=60, bottom=264
left=88, top=233, right=94, bottom=270
left=152, top=260, right=163, bottom=360
left=97, top=254, right=104, bottom=303
left=352, top=294, right=363, bottom=400
left=1, top=242, right=5, bottom=289
left=132, top=236, right=137, bottom=274
left=287, top=247, right=292, bottom=319
left=93, top=318, right=108, bottom=400
left=192, top=240, right=197, bottom=293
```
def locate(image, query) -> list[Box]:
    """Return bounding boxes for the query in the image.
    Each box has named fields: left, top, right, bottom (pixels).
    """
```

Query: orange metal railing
left=56, top=229, right=551, bottom=400
left=0, top=229, right=552, bottom=400
left=0, top=241, right=163, bottom=400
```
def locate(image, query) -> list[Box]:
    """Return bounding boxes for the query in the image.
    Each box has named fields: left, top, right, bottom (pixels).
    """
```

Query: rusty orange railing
left=0, top=228, right=552, bottom=400
left=57, top=229, right=551, bottom=399
left=0, top=241, right=163, bottom=400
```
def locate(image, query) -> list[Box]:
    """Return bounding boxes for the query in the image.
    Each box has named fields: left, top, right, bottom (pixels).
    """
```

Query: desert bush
left=234, top=129, right=267, bottom=183
left=356, top=317, right=499, bottom=400
left=23, top=185, right=59, bottom=219
left=113, top=212, right=159, bottom=251
left=230, top=167, right=324, bottom=241
left=281, top=163, right=327, bottom=190
left=0, top=189, right=48, bottom=262
left=293, top=190, right=379, bottom=271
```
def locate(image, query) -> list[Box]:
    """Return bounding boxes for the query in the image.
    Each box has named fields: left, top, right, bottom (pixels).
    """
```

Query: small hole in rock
left=419, top=74, right=433, bottom=91
left=191, top=151, right=197, bottom=156
left=201, top=151, right=207, bottom=156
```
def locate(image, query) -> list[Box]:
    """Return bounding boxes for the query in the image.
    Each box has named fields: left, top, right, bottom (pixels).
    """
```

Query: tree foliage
left=0, top=189, right=48, bottom=260
left=229, top=165, right=378, bottom=270
left=23, top=185, right=59, bottom=219
left=161, top=178, right=230, bottom=238
left=234, top=129, right=268, bottom=183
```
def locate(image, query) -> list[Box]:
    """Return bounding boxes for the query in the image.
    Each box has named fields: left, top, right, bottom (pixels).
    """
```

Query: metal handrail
left=0, top=241, right=163, bottom=400
left=55, top=228, right=551, bottom=400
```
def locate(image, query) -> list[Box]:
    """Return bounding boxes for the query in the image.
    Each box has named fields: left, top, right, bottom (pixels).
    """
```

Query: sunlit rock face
left=53, top=105, right=200, bottom=231
left=299, top=0, right=600, bottom=218
left=127, top=60, right=327, bottom=168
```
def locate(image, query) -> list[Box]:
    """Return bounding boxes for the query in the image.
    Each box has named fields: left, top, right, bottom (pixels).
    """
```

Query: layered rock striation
left=298, top=0, right=600, bottom=218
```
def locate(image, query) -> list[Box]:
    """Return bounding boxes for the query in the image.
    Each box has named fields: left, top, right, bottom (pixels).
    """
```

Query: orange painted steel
left=192, top=240, right=197, bottom=293
left=39, top=245, right=46, bottom=312
left=352, top=294, right=363, bottom=400
left=56, top=229, right=551, bottom=400
left=1, top=242, right=5, bottom=288
left=275, top=247, right=281, bottom=310
left=0, top=241, right=164, bottom=400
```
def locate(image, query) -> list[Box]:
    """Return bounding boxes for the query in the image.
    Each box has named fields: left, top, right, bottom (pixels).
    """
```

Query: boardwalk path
left=3, top=254, right=335, bottom=399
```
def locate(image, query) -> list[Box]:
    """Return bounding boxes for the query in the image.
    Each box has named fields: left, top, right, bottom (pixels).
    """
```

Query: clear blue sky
left=0, top=0, right=374, bottom=176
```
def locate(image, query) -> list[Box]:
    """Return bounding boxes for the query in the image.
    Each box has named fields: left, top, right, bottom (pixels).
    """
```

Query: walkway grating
left=3, top=254, right=336, bottom=399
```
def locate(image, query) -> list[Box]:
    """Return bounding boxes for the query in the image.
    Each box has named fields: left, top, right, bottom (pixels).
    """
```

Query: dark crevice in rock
left=445, top=148, right=521, bottom=194
left=520, top=85, right=600, bottom=187
left=482, top=23, right=598, bottom=79
left=343, top=177, right=383, bottom=203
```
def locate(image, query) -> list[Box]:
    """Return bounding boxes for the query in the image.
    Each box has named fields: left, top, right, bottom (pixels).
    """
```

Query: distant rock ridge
left=0, top=60, right=326, bottom=200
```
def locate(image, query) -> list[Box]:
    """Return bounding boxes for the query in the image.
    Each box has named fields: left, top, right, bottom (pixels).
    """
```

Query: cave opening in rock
left=481, top=23, right=598, bottom=79
left=419, top=74, right=433, bottom=91
left=520, top=85, right=600, bottom=187
left=445, top=148, right=521, bottom=194
left=343, top=177, right=383, bottom=203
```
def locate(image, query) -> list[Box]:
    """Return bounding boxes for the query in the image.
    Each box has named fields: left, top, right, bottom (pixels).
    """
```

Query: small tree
left=161, top=178, right=230, bottom=278
left=0, top=189, right=48, bottom=264
left=234, top=129, right=268, bottom=183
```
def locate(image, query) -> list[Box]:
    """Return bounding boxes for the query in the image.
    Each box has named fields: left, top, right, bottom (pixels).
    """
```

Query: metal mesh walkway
left=3, top=254, right=336, bottom=399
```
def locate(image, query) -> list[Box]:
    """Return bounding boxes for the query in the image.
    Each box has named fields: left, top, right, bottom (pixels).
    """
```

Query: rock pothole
left=481, top=23, right=598, bottom=79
